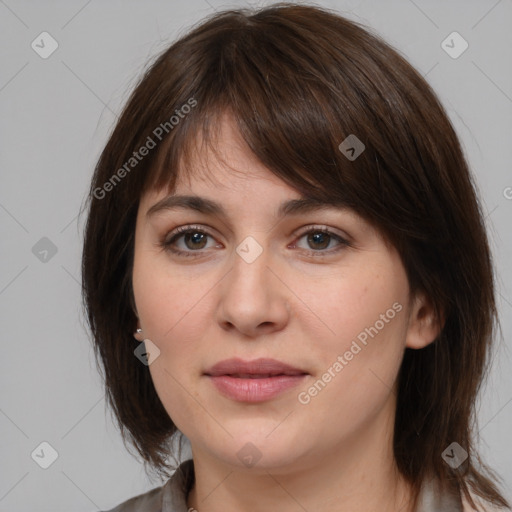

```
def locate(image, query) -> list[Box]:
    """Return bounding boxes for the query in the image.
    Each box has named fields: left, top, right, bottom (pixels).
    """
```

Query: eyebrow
left=146, top=194, right=347, bottom=219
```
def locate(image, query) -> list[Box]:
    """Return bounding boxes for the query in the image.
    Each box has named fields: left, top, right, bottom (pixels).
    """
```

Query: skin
left=132, top=113, right=441, bottom=512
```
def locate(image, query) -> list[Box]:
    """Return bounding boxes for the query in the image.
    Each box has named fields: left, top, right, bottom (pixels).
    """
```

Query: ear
left=405, top=291, right=444, bottom=349
left=133, top=325, right=144, bottom=342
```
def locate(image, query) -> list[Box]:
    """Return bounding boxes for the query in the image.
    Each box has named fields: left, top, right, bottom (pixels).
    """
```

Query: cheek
left=133, top=257, right=211, bottom=432
left=293, top=262, right=408, bottom=354
left=294, top=263, right=408, bottom=410
left=133, top=247, right=197, bottom=338
left=132, top=249, right=215, bottom=377
left=296, top=306, right=407, bottom=447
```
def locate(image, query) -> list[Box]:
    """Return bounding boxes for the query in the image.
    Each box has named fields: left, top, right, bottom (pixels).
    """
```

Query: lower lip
left=207, top=374, right=307, bottom=402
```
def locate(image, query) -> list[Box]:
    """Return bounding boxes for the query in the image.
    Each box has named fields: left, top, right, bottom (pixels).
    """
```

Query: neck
left=186, top=396, right=415, bottom=512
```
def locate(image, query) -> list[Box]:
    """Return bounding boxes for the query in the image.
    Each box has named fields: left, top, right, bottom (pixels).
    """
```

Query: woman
left=81, top=3, right=510, bottom=511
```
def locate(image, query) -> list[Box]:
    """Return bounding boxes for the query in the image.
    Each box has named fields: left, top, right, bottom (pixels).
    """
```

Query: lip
left=204, top=358, right=308, bottom=403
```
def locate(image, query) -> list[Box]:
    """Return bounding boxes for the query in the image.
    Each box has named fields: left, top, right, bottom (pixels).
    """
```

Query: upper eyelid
left=152, top=208, right=355, bottom=235
left=165, top=224, right=350, bottom=244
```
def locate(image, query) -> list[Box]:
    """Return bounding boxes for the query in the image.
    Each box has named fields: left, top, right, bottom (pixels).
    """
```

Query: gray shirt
left=101, top=459, right=463, bottom=512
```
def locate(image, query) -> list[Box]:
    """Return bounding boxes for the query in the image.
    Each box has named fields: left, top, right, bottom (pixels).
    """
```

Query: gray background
left=0, top=0, right=511, bottom=510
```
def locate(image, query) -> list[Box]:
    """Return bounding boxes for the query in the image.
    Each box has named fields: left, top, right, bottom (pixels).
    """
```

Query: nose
left=216, top=241, right=291, bottom=338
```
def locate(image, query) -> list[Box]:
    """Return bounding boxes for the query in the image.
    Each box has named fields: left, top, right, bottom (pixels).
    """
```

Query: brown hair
left=80, top=3, right=510, bottom=510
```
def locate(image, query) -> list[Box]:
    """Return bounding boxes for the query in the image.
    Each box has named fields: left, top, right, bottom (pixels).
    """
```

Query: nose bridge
left=229, top=234, right=272, bottom=300
left=216, top=234, right=289, bottom=335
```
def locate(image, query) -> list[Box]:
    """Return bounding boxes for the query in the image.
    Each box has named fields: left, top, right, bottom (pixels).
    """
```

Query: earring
left=134, top=328, right=143, bottom=340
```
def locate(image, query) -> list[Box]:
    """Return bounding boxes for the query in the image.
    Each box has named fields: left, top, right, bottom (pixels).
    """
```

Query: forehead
left=141, top=113, right=302, bottom=210
left=140, top=170, right=329, bottom=225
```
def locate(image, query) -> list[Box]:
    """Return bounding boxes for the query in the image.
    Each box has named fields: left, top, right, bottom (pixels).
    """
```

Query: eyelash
left=159, top=224, right=350, bottom=259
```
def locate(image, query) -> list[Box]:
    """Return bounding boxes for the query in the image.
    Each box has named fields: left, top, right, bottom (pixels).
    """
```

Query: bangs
left=138, top=10, right=391, bottom=214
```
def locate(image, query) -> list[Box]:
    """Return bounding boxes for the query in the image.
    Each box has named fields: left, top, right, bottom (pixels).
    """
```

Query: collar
left=161, top=459, right=463, bottom=512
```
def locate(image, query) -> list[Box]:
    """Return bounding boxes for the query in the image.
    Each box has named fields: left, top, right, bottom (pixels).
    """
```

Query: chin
left=207, top=428, right=307, bottom=473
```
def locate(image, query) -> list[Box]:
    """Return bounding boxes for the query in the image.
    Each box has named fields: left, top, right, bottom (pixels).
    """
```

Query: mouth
left=204, top=358, right=309, bottom=402
left=219, top=372, right=304, bottom=378
left=204, top=357, right=307, bottom=377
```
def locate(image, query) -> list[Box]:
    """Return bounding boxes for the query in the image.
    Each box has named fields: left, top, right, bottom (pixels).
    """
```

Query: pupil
left=185, top=232, right=206, bottom=249
left=309, top=232, right=329, bottom=250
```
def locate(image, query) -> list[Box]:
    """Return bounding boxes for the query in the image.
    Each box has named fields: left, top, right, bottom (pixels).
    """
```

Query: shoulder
left=461, top=493, right=508, bottom=512
left=101, top=483, right=165, bottom=512
left=417, top=476, right=509, bottom=512
left=100, top=459, right=195, bottom=512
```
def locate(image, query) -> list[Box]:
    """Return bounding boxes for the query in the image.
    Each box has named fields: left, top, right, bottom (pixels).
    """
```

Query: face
left=132, top=114, right=430, bottom=475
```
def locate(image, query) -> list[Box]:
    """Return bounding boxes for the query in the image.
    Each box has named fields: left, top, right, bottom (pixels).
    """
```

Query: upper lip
left=204, top=358, right=308, bottom=377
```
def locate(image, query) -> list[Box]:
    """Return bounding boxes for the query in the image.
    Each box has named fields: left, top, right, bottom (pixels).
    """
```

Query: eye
left=159, top=224, right=350, bottom=258
left=159, top=225, right=219, bottom=258
left=292, top=226, right=350, bottom=257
